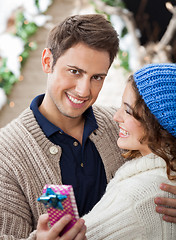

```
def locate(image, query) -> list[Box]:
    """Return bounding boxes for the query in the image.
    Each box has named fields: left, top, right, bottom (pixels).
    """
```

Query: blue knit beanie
left=134, top=63, right=176, bottom=138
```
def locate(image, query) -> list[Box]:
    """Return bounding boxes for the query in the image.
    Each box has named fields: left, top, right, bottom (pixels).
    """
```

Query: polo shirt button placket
left=49, top=146, right=58, bottom=155
left=72, top=141, right=83, bottom=167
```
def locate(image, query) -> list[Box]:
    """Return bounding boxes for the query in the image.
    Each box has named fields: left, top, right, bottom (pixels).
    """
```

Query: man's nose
left=75, top=77, right=91, bottom=97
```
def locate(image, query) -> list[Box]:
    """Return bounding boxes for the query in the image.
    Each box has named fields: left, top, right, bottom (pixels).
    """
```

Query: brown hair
left=46, top=14, right=119, bottom=70
left=123, top=75, right=176, bottom=180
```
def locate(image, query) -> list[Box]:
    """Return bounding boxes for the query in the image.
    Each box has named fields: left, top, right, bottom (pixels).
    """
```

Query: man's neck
left=39, top=101, right=85, bottom=144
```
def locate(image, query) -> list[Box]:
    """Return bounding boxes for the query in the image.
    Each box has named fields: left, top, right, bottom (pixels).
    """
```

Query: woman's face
left=113, top=82, right=151, bottom=156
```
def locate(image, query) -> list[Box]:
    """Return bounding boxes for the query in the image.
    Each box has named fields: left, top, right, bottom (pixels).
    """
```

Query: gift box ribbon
left=38, top=187, right=67, bottom=210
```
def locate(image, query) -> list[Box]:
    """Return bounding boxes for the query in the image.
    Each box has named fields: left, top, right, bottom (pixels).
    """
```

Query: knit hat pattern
left=134, top=63, right=176, bottom=138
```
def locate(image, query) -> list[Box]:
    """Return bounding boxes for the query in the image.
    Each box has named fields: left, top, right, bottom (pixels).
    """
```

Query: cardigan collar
left=113, top=153, right=166, bottom=182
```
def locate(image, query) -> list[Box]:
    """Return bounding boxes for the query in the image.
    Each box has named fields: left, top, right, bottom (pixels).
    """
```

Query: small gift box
left=38, top=184, right=79, bottom=235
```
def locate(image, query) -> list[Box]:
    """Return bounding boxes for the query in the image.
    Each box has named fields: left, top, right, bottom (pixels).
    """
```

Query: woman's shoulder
left=108, top=153, right=175, bottom=200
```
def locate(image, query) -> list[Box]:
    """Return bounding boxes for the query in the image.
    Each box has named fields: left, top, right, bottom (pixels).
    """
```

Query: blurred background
left=0, top=0, right=176, bottom=127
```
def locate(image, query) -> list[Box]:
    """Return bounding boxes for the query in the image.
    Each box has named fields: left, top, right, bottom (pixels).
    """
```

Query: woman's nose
left=113, top=108, right=123, bottom=123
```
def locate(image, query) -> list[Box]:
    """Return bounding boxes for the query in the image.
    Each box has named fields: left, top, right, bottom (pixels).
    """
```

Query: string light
left=18, top=56, right=23, bottom=62
left=19, top=75, right=24, bottom=81
left=122, top=51, right=128, bottom=57
left=9, top=101, right=15, bottom=108
left=29, top=42, right=32, bottom=47
left=24, top=20, right=29, bottom=25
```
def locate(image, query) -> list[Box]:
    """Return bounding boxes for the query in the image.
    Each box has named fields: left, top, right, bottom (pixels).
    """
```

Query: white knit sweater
left=83, top=153, right=176, bottom=239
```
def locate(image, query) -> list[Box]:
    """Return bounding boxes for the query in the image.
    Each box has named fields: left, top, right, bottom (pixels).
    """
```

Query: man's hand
left=36, top=214, right=87, bottom=240
left=155, top=183, right=176, bottom=223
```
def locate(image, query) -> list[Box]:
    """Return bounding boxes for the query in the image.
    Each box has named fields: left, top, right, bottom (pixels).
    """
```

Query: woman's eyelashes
left=124, top=104, right=133, bottom=115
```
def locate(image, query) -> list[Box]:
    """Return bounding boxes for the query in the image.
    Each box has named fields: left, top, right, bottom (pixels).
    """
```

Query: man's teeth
left=68, top=95, right=84, bottom=104
left=120, top=128, right=129, bottom=136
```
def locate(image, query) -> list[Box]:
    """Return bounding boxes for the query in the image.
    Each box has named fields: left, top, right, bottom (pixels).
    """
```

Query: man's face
left=42, top=43, right=110, bottom=119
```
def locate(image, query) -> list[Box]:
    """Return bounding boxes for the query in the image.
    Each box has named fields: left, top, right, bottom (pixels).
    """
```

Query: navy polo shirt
left=30, top=94, right=107, bottom=217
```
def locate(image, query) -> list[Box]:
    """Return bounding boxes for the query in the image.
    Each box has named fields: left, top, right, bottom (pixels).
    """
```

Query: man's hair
left=46, top=14, right=119, bottom=69
left=123, top=75, right=176, bottom=180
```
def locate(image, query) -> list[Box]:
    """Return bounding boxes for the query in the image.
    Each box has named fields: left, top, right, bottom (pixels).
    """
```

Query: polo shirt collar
left=30, top=94, right=98, bottom=138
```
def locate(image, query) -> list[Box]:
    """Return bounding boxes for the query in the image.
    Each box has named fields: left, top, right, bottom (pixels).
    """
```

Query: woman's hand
left=36, top=214, right=87, bottom=240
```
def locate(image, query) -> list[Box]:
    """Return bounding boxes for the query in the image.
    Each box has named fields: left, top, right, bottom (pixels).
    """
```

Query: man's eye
left=92, top=75, right=103, bottom=81
left=70, top=69, right=79, bottom=74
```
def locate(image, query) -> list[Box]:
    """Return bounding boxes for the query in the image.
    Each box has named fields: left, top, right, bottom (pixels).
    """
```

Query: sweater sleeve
left=83, top=171, right=173, bottom=240
left=83, top=178, right=144, bottom=239
left=0, top=231, right=37, bottom=240
left=0, top=146, right=37, bottom=239
left=0, top=212, right=36, bottom=240
left=0, top=164, right=37, bottom=240
left=0, top=114, right=49, bottom=239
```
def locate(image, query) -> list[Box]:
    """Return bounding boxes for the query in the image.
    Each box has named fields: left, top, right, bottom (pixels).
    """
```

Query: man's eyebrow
left=67, top=65, right=86, bottom=74
left=95, top=73, right=107, bottom=77
left=67, top=65, right=107, bottom=76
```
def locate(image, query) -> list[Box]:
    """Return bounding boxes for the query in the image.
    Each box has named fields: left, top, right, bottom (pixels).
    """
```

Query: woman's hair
left=46, top=14, right=119, bottom=70
left=123, top=75, right=176, bottom=180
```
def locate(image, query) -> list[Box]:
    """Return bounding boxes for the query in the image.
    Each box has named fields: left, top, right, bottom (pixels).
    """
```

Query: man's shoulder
left=1, top=107, right=32, bottom=128
left=92, top=105, right=117, bottom=118
left=92, top=105, right=119, bottom=133
left=0, top=108, right=35, bottom=143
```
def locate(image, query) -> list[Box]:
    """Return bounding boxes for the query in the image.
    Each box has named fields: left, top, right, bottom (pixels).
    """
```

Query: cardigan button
left=49, top=146, right=58, bottom=155
left=73, top=141, right=78, bottom=147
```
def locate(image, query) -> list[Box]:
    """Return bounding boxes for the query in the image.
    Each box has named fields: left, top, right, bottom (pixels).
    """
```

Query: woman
left=83, top=63, right=176, bottom=239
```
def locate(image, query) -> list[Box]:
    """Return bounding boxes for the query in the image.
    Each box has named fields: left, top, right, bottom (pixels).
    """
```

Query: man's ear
left=42, top=48, right=53, bottom=73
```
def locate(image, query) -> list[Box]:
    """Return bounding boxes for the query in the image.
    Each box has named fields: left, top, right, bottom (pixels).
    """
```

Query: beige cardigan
left=0, top=105, right=124, bottom=239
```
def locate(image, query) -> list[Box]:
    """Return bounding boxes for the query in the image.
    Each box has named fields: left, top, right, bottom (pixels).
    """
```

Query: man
left=155, top=184, right=176, bottom=223
left=0, top=14, right=124, bottom=239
